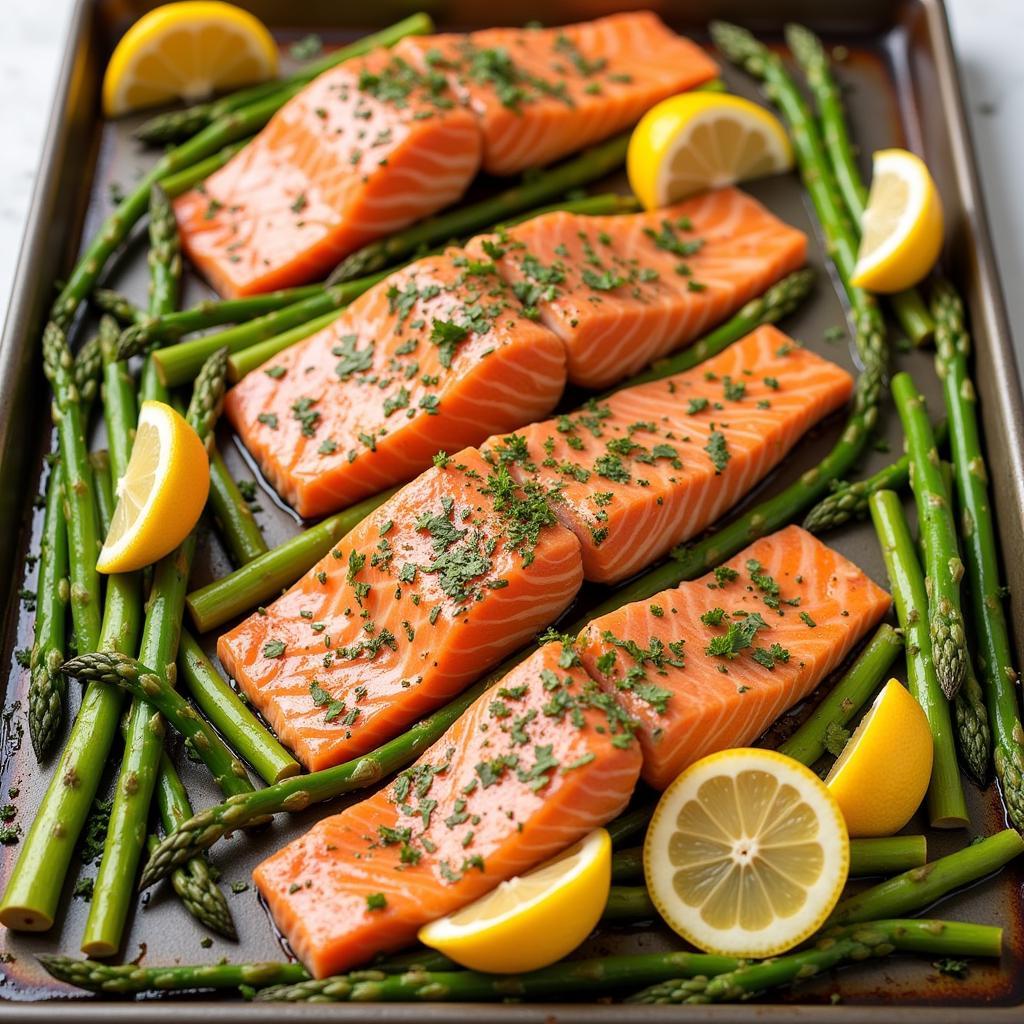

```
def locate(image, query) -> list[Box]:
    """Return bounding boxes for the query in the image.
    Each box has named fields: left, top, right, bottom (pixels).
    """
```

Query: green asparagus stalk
left=804, top=420, right=950, bottom=533
left=828, top=829, right=1024, bottom=925
left=73, top=334, right=103, bottom=410
left=42, top=323, right=103, bottom=656
left=777, top=623, right=903, bottom=765
left=955, top=663, right=992, bottom=785
left=226, top=309, right=346, bottom=381
left=932, top=282, right=1024, bottom=828
left=93, top=288, right=143, bottom=325
left=119, top=283, right=324, bottom=351
left=81, top=349, right=229, bottom=955
left=38, top=956, right=310, bottom=994
left=892, top=371, right=968, bottom=700
left=63, top=651, right=256, bottom=799
left=147, top=184, right=181, bottom=316
left=149, top=270, right=390, bottom=385
left=90, top=450, right=115, bottom=533
left=27, top=459, right=69, bottom=758
left=784, top=23, right=934, bottom=345
left=606, top=268, right=815, bottom=395
left=603, top=886, right=657, bottom=922
left=604, top=802, right=658, bottom=848
left=50, top=16, right=431, bottom=328
left=208, top=448, right=268, bottom=566
left=153, top=753, right=236, bottom=939
left=629, top=919, right=1001, bottom=1004
left=869, top=490, right=968, bottom=827
left=328, top=133, right=631, bottom=284
left=133, top=14, right=434, bottom=145
left=185, top=488, right=398, bottom=633
left=610, top=847, right=644, bottom=884
left=178, top=628, right=299, bottom=784
left=848, top=836, right=928, bottom=876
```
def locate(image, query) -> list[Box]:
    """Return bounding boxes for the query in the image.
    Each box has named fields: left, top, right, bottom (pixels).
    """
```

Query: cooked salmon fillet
left=224, top=248, right=567, bottom=518
left=173, top=48, right=482, bottom=297
left=400, top=12, right=717, bottom=175
left=469, top=187, right=808, bottom=389
left=253, top=641, right=643, bottom=977
left=217, top=448, right=583, bottom=771
left=483, top=326, right=853, bottom=584
left=577, top=525, right=891, bottom=790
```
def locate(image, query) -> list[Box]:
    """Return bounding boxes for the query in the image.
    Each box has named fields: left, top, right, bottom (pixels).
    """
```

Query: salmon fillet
left=400, top=12, right=717, bottom=175
left=224, top=248, right=567, bottom=518
left=217, top=448, right=583, bottom=771
left=253, top=641, right=643, bottom=977
left=173, top=48, right=482, bottom=297
left=483, top=326, right=853, bottom=584
left=577, top=525, right=891, bottom=790
left=469, top=187, right=808, bottom=389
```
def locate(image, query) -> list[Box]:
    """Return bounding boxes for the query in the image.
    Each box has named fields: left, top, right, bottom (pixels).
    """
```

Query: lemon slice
left=96, top=401, right=210, bottom=574
left=825, top=679, right=933, bottom=837
left=850, top=149, right=944, bottom=293
left=103, top=1, right=278, bottom=117
left=644, top=748, right=849, bottom=958
left=627, top=92, right=793, bottom=210
left=418, top=828, right=611, bottom=973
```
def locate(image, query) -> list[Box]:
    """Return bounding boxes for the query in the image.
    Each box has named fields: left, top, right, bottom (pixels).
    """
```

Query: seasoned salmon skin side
left=217, top=448, right=584, bottom=771
left=578, top=526, right=891, bottom=789
left=253, top=642, right=643, bottom=978
left=224, top=248, right=567, bottom=518
left=471, top=187, right=808, bottom=389
left=400, top=11, right=718, bottom=175
left=485, top=326, right=854, bottom=583
left=174, top=47, right=482, bottom=297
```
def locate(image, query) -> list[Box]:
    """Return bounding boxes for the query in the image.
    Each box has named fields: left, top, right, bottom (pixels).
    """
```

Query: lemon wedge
left=103, top=1, right=278, bottom=118
left=825, top=679, right=933, bottom=837
left=96, top=401, right=210, bottom=574
left=644, top=748, right=849, bottom=958
left=417, top=828, right=611, bottom=973
left=850, top=149, right=944, bottom=293
left=627, top=92, right=793, bottom=210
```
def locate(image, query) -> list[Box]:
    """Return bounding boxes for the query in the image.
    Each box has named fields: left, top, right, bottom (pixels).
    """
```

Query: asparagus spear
left=82, top=349, right=229, bottom=956
left=26, top=459, right=69, bottom=757
left=208, top=448, right=268, bottom=566
left=153, top=753, right=236, bottom=940
left=629, top=919, right=1001, bottom=1005
left=90, top=450, right=115, bottom=533
left=848, top=836, right=928, bottom=876
left=73, top=334, right=103, bottom=410
left=50, top=16, right=431, bottom=328
left=38, top=956, right=311, bottom=994
left=604, top=802, right=659, bottom=848
left=784, top=23, right=934, bottom=345
left=147, top=184, right=181, bottom=316
left=226, top=309, right=346, bottom=381
left=159, top=140, right=250, bottom=198
left=187, top=268, right=814, bottom=632
left=93, top=288, right=143, bottom=325
left=869, top=490, right=968, bottom=828
left=610, top=847, right=644, bottom=884
left=932, top=281, right=1024, bottom=827
left=803, top=420, right=950, bottom=533
left=133, top=14, right=434, bottom=145
left=178, top=629, right=299, bottom=784
left=604, top=886, right=657, bottom=922
left=185, top=488, right=398, bottom=633
left=118, top=283, right=324, bottom=351
left=777, top=623, right=903, bottom=765
left=955, top=663, right=992, bottom=785
left=827, top=829, right=1024, bottom=925
left=892, top=371, right=968, bottom=700
left=328, top=132, right=631, bottom=284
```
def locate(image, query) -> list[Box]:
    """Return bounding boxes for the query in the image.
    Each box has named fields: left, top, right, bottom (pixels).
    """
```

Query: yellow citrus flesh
left=96, top=400, right=210, bottom=574
left=627, top=92, right=793, bottom=210
left=417, top=828, right=611, bottom=973
left=850, top=148, right=944, bottom=293
left=103, top=1, right=278, bottom=117
left=825, top=679, right=933, bottom=837
left=644, top=748, right=849, bottom=958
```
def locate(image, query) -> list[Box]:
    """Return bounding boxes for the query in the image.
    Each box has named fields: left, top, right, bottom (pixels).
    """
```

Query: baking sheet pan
left=0, top=0, right=1022, bottom=1018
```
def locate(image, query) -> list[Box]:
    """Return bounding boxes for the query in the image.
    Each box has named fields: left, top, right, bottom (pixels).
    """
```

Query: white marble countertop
left=2, top=0, right=1022, bottom=365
